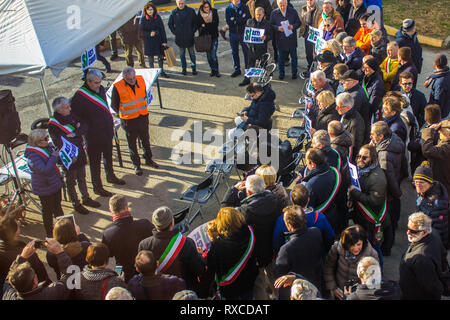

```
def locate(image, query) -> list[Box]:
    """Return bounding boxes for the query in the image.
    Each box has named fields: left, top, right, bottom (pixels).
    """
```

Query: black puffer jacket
left=362, top=70, right=385, bottom=116
left=314, top=103, right=339, bottom=132
left=376, top=133, right=405, bottom=199
left=346, top=280, right=401, bottom=300
left=241, top=86, right=276, bottom=130
left=340, top=107, right=366, bottom=161
left=331, top=129, right=354, bottom=163
left=369, top=36, right=388, bottom=65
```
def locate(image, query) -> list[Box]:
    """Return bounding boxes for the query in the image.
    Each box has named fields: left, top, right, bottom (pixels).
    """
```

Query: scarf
left=112, top=210, right=132, bottom=222
left=357, top=161, right=378, bottom=178
left=200, top=10, right=213, bottom=23
left=145, top=13, right=157, bottom=21
left=321, top=11, right=330, bottom=22
left=344, top=250, right=359, bottom=264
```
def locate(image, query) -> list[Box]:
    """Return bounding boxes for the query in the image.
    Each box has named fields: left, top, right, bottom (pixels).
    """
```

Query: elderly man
left=168, top=0, right=198, bottom=75
left=338, top=36, right=365, bottom=72
left=318, top=0, right=344, bottom=32
left=421, top=119, right=450, bottom=195
left=299, top=0, right=322, bottom=79
left=71, top=68, right=125, bottom=197
left=370, top=121, right=405, bottom=256
left=110, top=66, right=159, bottom=176
left=336, top=92, right=365, bottom=160
left=380, top=41, right=400, bottom=91
left=48, top=97, right=100, bottom=215
left=395, top=18, right=423, bottom=73
left=311, top=130, right=341, bottom=171
left=413, top=164, right=449, bottom=248
left=369, top=29, right=387, bottom=64
left=399, top=212, right=448, bottom=300
left=306, top=70, right=335, bottom=125
left=345, top=0, right=367, bottom=37
left=270, top=0, right=301, bottom=80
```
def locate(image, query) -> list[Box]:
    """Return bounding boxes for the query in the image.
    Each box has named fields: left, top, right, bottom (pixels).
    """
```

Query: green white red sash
left=25, top=145, right=61, bottom=176
left=330, top=147, right=342, bottom=171
left=355, top=197, right=387, bottom=237
left=76, top=86, right=113, bottom=120
left=385, top=58, right=391, bottom=74
left=216, top=225, right=255, bottom=288
left=48, top=117, right=87, bottom=153
left=157, top=232, right=186, bottom=273
left=343, top=146, right=353, bottom=170
left=315, top=166, right=341, bottom=212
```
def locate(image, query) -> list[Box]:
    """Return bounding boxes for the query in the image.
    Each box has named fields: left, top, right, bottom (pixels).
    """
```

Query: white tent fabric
left=0, top=0, right=148, bottom=77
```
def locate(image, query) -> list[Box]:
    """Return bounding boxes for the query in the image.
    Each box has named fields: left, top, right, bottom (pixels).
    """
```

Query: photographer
left=3, top=238, right=74, bottom=300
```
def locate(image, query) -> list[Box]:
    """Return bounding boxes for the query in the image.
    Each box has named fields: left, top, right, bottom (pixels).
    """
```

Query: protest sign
left=348, top=162, right=362, bottom=191
left=244, top=68, right=265, bottom=78
left=59, top=136, right=79, bottom=170
left=243, top=27, right=265, bottom=44
left=307, top=26, right=321, bottom=44
left=304, top=113, right=312, bottom=138
left=188, top=221, right=212, bottom=253
left=315, top=37, right=327, bottom=53
left=81, top=47, right=97, bottom=71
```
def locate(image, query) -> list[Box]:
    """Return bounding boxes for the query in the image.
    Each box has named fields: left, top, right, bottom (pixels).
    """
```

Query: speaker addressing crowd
left=1, top=0, right=449, bottom=302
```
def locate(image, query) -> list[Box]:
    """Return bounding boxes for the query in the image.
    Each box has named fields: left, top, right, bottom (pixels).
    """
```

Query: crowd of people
left=1, top=0, right=449, bottom=301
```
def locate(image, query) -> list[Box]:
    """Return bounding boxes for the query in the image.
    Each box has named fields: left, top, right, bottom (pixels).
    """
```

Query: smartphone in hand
left=115, top=265, right=123, bottom=275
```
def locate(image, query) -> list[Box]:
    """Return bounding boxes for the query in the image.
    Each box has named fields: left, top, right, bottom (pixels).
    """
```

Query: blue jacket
left=385, top=114, right=407, bottom=143
left=270, top=6, right=300, bottom=51
left=395, top=28, right=423, bottom=73
left=225, top=1, right=250, bottom=34
left=416, top=181, right=449, bottom=247
left=241, top=86, right=276, bottom=129
left=272, top=207, right=335, bottom=254
left=402, top=88, right=427, bottom=127
left=25, top=145, right=63, bottom=197
left=168, top=6, right=198, bottom=48
left=338, top=47, right=365, bottom=72
left=428, top=67, right=450, bottom=118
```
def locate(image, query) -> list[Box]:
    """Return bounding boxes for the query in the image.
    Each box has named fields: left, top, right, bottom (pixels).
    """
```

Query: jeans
left=206, top=38, right=219, bottom=72
left=39, top=190, right=64, bottom=237
left=229, top=32, right=248, bottom=71
left=277, top=47, right=297, bottom=76
left=65, top=165, right=89, bottom=206
left=179, top=45, right=196, bottom=71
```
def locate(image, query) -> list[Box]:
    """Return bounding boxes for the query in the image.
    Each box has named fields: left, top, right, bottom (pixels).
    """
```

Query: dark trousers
left=39, top=190, right=64, bottom=237
left=277, top=47, right=298, bottom=76
left=381, top=198, right=400, bottom=254
left=229, top=32, right=248, bottom=71
left=65, top=165, right=89, bottom=206
left=304, top=37, right=315, bottom=70
left=109, top=31, right=118, bottom=55
left=87, top=138, right=114, bottom=190
left=148, top=55, right=164, bottom=70
left=122, top=115, right=152, bottom=168
left=95, top=46, right=111, bottom=70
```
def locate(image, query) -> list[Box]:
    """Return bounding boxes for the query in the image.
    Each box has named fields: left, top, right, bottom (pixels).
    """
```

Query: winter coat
left=273, top=227, right=324, bottom=288
left=317, top=9, right=344, bottom=32
left=395, top=28, right=423, bottom=73
left=139, top=14, right=167, bottom=56
left=391, top=61, right=418, bottom=91
left=314, top=103, right=339, bottom=132
left=385, top=114, right=408, bottom=143
left=421, top=127, right=450, bottom=194
left=71, top=84, right=114, bottom=145
left=346, top=83, right=371, bottom=129
left=322, top=62, right=337, bottom=81
left=376, top=133, right=405, bottom=199
left=3, top=252, right=73, bottom=300
left=338, top=47, right=365, bottom=72
left=399, top=231, right=446, bottom=300
left=241, top=85, right=276, bottom=129
left=362, top=70, right=385, bottom=116
left=323, top=240, right=379, bottom=291
left=246, top=0, right=273, bottom=20
left=331, top=129, right=354, bottom=164
left=270, top=6, right=301, bottom=51
left=138, top=228, right=206, bottom=291
left=403, top=88, right=427, bottom=128
left=197, top=8, right=219, bottom=39
left=246, top=18, right=272, bottom=63
left=127, top=273, right=186, bottom=300
left=25, top=145, right=63, bottom=197
left=346, top=280, right=401, bottom=300
left=321, top=146, right=342, bottom=172
left=298, top=2, right=322, bottom=37
left=336, top=3, right=351, bottom=26
left=75, top=266, right=127, bottom=300
left=46, top=233, right=90, bottom=280
left=117, top=16, right=141, bottom=45
left=301, top=163, right=341, bottom=233
left=308, top=82, right=335, bottom=126
left=416, top=181, right=449, bottom=246
left=267, top=183, right=289, bottom=209
left=427, top=67, right=450, bottom=118
left=369, top=36, right=388, bottom=64
left=354, top=26, right=375, bottom=55
left=47, top=111, right=88, bottom=170
left=102, top=216, right=154, bottom=282
left=222, top=188, right=283, bottom=267
left=207, top=225, right=259, bottom=299
left=345, top=4, right=367, bottom=37
left=380, top=57, right=399, bottom=91
left=340, top=107, right=366, bottom=161
left=225, top=1, right=250, bottom=35
left=272, top=207, right=335, bottom=255
left=168, top=6, right=198, bottom=48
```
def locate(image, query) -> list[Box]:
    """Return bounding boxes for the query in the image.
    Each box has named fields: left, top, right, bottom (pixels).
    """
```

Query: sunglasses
left=407, top=228, right=423, bottom=234
left=357, top=155, right=369, bottom=161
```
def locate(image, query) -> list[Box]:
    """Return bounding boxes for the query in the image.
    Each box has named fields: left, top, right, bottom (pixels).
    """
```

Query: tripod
left=2, top=142, right=42, bottom=223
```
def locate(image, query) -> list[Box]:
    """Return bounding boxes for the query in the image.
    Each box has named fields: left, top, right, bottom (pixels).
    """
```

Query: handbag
left=194, top=33, right=212, bottom=52
left=163, top=46, right=176, bottom=67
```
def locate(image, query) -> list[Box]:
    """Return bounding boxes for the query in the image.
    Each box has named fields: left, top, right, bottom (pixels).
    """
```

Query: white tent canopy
left=0, top=0, right=148, bottom=77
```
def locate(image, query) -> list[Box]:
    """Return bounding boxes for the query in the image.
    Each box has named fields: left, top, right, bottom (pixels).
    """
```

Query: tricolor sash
left=355, top=197, right=387, bottom=239
left=216, top=225, right=255, bottom=287
left=157, top=232, right=186, bottom=273
left=315, top=166, right=341, bottom=212
left=385, top=58, right=391, bottom=74
left=330, top=147, right=342, bottom=171
left=25, top=145, right=61, bottom=177
left=48, top=117, right=87, bottom=153
left=76, top=86, right=113, bottom=120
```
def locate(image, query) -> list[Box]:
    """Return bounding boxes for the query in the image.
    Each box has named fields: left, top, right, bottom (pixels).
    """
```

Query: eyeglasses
left=407, top=228, right=424, bottom=234
left=401, top=82, right=414, bottom=86
left=356, top=155, right=369, bottom=161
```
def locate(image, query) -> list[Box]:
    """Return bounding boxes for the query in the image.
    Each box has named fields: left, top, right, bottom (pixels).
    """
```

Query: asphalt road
left=0, top=0, right=449, bottom=294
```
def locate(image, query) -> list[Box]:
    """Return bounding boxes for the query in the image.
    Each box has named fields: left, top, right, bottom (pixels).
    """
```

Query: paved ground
left=1, top=0, right=449, bottom=292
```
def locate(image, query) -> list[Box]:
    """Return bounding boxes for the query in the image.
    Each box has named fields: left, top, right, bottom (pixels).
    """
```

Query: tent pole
left=39, top=78, right=52, bottom=117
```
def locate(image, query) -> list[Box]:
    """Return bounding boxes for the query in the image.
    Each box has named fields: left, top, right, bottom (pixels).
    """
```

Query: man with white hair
left=399, top=212, right=448, bottom=300
left=105, top=287, right=134, bottom=300
left=71, top=68, right=125, bottom=197
left=110, top=67, right=159, bottom=176
left=306, top=70, right=335, bottom=125
left=338, top=36, right=365, bottom=71
left=311, top=129, right=341, bottom=171
left=222, top=174, right=282, bottom=299
left=48, top=97, right=101, bottom=215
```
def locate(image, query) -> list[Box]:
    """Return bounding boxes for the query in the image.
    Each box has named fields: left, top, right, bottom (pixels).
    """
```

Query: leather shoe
left=74, top=204, right=90, bottom=215
left=93, top=188, right=113, bottom=197
left=82, top=198, right=101, bottom=208
left=145, top=159, right=160, bottom=169
left=239, top=77, right=250, bottom=86
left=292, top=74, right=298, bottom=80
left=219, top=29, right=227, bottom=40
left=135, top=167, right=143, bottom=176
left=106, top=175, right=126, bottom=185
left=181, top=69, right=187, bottom=75
left=231, top=70, right=241, bottom=78
left=278, top=74, right=285, bottom=80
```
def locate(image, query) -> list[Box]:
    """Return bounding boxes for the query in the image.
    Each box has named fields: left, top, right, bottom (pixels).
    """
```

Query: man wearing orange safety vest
left=111, top=67, right=159, bottom=175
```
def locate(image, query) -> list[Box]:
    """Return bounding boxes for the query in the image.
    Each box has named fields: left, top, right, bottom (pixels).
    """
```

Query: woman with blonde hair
left=312, top=90, right=339, bottom=132
left=255, top=164, right=288, bottom=208
left=324, top=39, right=343, bottom=58
left=206, top=207, right=258, bottom=299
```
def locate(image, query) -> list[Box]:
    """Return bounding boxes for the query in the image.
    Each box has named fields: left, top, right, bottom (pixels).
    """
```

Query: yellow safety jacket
left=114, top=75, right=148, bottom=120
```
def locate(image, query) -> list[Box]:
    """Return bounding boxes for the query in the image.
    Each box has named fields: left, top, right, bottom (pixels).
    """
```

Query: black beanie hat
left=364, top=57, right=381, bottom=72
left=413, top=161, right=433, bottom=184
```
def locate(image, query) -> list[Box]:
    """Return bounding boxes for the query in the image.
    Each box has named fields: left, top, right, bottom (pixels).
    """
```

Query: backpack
left=0, top=90, right=21, bottom=145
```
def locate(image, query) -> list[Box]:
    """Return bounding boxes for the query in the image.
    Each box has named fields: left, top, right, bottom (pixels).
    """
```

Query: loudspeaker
left=0, top=90, right=21, bottom=145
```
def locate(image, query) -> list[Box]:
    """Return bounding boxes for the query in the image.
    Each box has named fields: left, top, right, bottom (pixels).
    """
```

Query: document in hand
left=280, top=20, right=292, bottom=37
